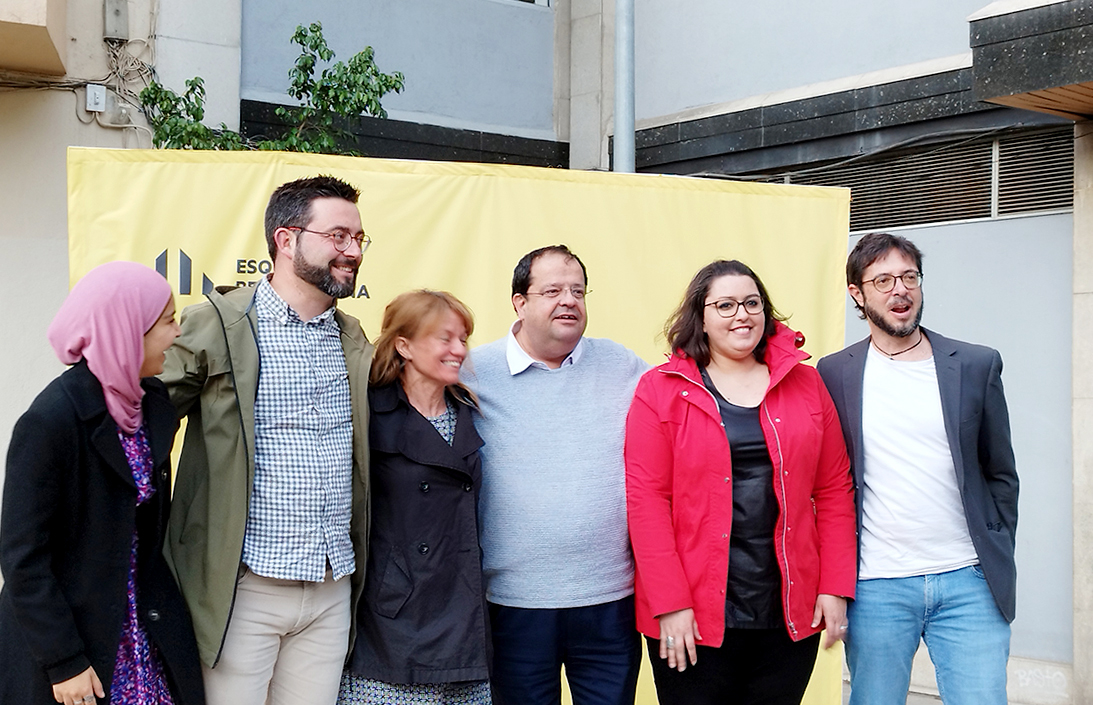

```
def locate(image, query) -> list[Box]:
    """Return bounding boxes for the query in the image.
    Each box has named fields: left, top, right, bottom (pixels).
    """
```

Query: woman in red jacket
left=625, top=259, right=856, bottom=705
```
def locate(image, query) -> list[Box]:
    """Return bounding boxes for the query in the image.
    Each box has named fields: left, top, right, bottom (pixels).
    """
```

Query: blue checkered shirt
left=242, top=277, right=355, bottom=582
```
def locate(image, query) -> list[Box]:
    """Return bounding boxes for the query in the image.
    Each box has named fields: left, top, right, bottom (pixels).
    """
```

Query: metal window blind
left=756, top=127, right=1074, bottom=231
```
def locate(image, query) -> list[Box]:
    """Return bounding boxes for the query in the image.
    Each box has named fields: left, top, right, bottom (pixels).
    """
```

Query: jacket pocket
left=372, top=545, right=414, bottom=619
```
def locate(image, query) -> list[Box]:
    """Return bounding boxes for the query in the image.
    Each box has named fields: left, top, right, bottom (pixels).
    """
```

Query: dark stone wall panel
left=678, top=108, right=763, bottom=141
left=852, top=70, right=971, bottom=109
left=636, top=101, right=1066, bottom=176
left=973, top=26, right=1093, bottom=99
left=855, top=91, right=993, bottom=131
left=762, top=111, right=859, bottom=145
left=971, top=0, right=1093, bottom=46
left=762, top=91, right=858, bottom=125
left=635, top=69, right=991, bottom=172
left=637, top=123, right=682, bottom=148
left=240, top=99, right=568, bottom=168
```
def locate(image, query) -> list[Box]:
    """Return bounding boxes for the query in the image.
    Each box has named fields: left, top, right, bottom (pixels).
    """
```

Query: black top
left=700, top=367, right=783, bottom=630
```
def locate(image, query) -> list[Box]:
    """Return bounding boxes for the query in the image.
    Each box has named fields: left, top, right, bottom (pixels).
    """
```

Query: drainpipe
left=614, top=0, right=635, bottom=172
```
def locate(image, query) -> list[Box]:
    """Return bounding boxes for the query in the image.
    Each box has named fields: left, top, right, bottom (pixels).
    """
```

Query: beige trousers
left=202, top=567, right=351, bottom=705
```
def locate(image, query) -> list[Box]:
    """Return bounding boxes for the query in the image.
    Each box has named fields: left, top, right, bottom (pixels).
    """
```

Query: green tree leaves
left=140, top=22, right=405, bottom=154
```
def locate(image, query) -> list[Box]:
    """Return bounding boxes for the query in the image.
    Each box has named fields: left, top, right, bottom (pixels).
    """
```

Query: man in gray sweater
left=463, top=245, right=648, bottom=705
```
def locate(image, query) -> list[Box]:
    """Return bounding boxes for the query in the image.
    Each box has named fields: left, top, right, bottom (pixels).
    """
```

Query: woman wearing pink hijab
left=0, top=262, right=204, bottom=705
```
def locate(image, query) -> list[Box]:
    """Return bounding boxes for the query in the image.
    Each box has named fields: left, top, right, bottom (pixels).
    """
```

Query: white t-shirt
left=858, top=344, right=979, bottom=579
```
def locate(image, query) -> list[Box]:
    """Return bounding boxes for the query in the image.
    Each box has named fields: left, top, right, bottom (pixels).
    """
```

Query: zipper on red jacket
left=762, top=400, right=797, bottom=638
left=659, top=366, right=799, bottom=639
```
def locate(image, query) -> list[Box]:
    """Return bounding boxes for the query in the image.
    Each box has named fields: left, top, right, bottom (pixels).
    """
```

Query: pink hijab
left=47, top=261, right=173, bottom=434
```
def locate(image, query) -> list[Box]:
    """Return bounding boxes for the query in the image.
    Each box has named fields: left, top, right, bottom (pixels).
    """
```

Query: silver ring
left=80, top=698, right=95, bottom=704
left=666, top=636, right=675, bottom=647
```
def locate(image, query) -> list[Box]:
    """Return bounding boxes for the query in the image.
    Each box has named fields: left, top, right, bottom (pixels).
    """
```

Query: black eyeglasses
left=287, top=227, right=371, bottom=253
left=862, top=271, right=922, bottom=293
left=524, top=286, right=589, bottom=300
left=704, top=297, right=763, bottom=318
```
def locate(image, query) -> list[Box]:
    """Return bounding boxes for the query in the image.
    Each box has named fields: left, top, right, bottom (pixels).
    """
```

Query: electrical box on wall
left=104, top=0, right=129, bottom=41
left=86, top=84, right=107, bottom=113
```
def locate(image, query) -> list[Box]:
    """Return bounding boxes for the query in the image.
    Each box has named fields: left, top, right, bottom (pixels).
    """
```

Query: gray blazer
left=816, top=328, right=1019, bottom=622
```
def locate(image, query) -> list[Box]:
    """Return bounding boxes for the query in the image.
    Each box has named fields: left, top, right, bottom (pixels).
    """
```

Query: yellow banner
left=67, top=147, right=850, bottom=703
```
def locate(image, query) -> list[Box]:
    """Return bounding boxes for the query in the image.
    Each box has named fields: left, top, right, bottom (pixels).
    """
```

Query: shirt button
left=419, top=482, right=430, bottom=493
left=724, top=477, right=729, bottom=483
left=161, top=470, right=169, bottom=481
left=463, top=483, right=473, bottom=492
left=722, top=533, right=728, bottom=539
left=775, top=418, right=781, bottom=423
left=417, top=543, right=429, bottom=555
left=681, top=391, right=689, bottom=397
left=147, top=609, right=161, bottom=622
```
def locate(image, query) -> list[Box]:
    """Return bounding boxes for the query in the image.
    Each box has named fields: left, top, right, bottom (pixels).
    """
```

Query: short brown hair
left=263, top=175, right=360, bottom=260
left=846, top=232, right=923, bottom=318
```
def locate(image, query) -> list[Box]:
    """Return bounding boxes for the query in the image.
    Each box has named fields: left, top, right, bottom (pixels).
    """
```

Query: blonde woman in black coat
left=338, top=290, right=490, bottom=705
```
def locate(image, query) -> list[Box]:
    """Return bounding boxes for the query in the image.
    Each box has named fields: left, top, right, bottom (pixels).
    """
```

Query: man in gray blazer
left=817, top=232, right=1018, bottom=705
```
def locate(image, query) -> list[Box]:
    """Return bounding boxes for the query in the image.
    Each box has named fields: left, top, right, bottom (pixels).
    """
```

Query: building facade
left=1, top=1, right=1089, bottom=701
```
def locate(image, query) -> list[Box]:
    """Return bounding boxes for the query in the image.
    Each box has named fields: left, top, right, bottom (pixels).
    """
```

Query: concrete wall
left=156, top=0, right=242, bottom=129
left=634, top=0, right=989, bottom=121
left=1072, top=118, right=1093, bottom=703
left=0, top=0, right=242, bottom=539
left=240, top=0, right=556, bottom=140
left=845, top=213, right=1074, bottom=667
left=0, top=0, right=155, bottom=493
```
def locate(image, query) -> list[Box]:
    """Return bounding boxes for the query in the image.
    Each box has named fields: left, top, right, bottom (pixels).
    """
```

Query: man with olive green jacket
left=160, top=175, right=373, bottom=705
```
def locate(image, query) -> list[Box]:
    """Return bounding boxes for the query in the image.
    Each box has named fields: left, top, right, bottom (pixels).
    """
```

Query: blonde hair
left=370, top=290, right=477, bottom=403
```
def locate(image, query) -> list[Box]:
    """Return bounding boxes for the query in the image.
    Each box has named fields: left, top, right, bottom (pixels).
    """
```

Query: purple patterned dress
left=111, top=426, right=174, bottom=705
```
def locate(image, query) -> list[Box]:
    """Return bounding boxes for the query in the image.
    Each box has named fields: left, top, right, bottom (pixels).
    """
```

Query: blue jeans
left=488, top=597, right=641, bottom=705
left=846, top=566, right=1010, bottom=705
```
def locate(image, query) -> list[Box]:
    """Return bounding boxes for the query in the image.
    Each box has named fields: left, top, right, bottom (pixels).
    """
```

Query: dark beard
left=293, top=251, right=357, bottom=299
left=863, top=293, right=923, bottom=338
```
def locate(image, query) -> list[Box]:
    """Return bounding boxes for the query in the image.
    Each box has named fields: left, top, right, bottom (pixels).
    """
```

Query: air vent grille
left=757, top=127, right=1073, bottom=231
left=998, top=130, right=1073, bottom=216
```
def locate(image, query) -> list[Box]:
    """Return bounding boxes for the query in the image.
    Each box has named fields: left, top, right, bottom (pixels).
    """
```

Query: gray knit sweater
left=463, top=335, right=649, bottom=608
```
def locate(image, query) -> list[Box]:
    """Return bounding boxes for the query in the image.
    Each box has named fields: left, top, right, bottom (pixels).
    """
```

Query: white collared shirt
left=504, top=320, right=586, bottom=375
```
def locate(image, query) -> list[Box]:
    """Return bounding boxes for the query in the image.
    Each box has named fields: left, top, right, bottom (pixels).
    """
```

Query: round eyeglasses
left=288, top=227, right=371, bottom=253
left=862, top=271, right=922, bottom=293
left=704, top=297, right=763, bottom=318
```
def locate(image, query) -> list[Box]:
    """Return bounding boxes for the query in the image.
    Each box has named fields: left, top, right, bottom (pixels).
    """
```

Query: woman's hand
left=812, top=593, right=848, bottom=649
left=657, top=608, right=701, bottom=671
left=51, top=666, right=104, bottom=705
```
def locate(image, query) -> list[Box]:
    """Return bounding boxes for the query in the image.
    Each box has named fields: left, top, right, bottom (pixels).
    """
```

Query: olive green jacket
left=159, top=285, right=373, bottom=668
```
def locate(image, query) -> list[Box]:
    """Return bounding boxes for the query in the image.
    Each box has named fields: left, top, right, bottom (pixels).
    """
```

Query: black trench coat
left=0, top=362, right=204, bottom=705
left=347, top=382, right=489, bottom=684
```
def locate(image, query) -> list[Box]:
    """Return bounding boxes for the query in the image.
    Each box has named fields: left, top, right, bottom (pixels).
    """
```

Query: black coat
left=0, top=362, right=204, bottom=705
left=347, top=382, right=489, bottom=684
